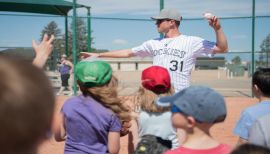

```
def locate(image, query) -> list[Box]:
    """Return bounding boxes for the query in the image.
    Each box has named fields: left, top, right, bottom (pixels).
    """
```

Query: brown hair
left=136, top=86, right=174, bottom=113
left=80, top=75, right=131, bottom=122
left=0, top=55, right=55, bottom=153
left=231, top=144, right=270, bottom=154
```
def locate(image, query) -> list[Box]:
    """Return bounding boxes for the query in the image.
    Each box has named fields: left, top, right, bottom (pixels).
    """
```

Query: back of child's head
left=157, top=85, right=227, bottom=124
left=252, top=68, right=270, bottom=97
left=137, top=66, right=174, bottom=113
left=0, top=55, right=55, bottom=153
left=231, top=143, right=270, bottom=154
left=141, top=66, right=171, bottom=94
left=75, top=60, right=131, bottom=121
left=75, top=60, right=112, bottom=89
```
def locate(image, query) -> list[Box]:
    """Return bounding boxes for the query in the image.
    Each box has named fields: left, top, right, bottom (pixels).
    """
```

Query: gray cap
left=157, top=85, right=227, bottom=123
left=151, top=8, right=182, bottom=21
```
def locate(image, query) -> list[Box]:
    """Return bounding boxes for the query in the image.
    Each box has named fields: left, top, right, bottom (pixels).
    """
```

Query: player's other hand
left=80, top=52, right=99, bottom=59
left=208, top=16, right=221, bottom=31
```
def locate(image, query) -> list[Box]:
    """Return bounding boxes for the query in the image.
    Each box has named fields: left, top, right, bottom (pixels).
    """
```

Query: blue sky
left=0, top=0, right=270, bottom=62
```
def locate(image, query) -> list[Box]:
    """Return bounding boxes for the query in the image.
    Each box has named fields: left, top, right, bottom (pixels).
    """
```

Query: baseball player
left=81, top=8, right=228, bottom=92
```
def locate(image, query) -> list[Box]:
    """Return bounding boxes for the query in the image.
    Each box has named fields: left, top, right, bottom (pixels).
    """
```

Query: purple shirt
left=59, top=64, right=71, bottom=75
left=61, top=95, right=121, bottom=154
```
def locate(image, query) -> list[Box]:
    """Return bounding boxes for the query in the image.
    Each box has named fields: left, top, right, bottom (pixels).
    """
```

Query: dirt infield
left=38, top=95, right=257, bottom=154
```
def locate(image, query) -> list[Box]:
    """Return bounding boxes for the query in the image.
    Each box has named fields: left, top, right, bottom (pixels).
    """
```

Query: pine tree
left=40, top=21, right=61, bottom=41
left=40, top=21, right=62, bottom=70
left=259, top=34, right=270, bottom=67
left=65, top=17, right=94, bottom=56
left=232, top=56, right=242, bottom=65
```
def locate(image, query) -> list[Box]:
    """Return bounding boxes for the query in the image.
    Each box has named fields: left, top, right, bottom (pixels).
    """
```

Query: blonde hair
left=136, top=86, right=174, bottom=113
left=80, top=75, right=131, bottom=122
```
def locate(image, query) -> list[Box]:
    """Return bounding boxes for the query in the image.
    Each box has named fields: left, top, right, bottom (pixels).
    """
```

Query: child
left=134, top=66, right=179, bottom=154
left=157, top=85, right=232, bottom=154
left=0, top=34, right=55, bottom=154
left=234, top=68, right=270, bottom=144
left=53, top=60, right=131, bottom=154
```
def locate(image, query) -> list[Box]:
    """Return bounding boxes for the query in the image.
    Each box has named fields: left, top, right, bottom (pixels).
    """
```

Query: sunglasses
left=156, top=19, right=172, bottom=24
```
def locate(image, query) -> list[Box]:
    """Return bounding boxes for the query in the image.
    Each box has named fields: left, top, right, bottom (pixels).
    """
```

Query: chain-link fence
left=0, top=3, right=269, bottom=96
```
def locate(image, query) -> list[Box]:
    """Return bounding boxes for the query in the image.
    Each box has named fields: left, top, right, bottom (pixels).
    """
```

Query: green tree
left=40, top=21, right=61, bottom=41
left=232, top=56, right=242, bottom=65
left=40, top=21, right=63, bottom=53
left=259, top=33, right=270, bottom=67
left=40, top=21, right=62, bottom=70
left=66, top=18, right=85, bottom=55
left=65, top=17, right=95, bottom=57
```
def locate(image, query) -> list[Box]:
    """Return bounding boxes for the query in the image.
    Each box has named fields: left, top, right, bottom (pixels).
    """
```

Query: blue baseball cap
left=157, top=85, right=227, bottom=123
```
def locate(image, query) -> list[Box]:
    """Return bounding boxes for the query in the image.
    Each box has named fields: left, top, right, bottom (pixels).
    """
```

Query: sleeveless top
left=59, top=61, right=71, bottom=75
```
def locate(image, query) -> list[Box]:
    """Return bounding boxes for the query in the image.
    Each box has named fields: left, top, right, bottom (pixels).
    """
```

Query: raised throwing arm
left=208, top=16, right=228, bottom=53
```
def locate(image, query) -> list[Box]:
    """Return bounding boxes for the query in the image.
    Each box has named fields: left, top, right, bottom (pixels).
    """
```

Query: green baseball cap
left=75, top=60, right=112, bottom=87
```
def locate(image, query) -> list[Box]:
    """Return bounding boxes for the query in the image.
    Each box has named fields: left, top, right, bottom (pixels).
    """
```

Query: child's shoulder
left=64, top=96, right=81, bottom=103
left=62, top=96, right=84, bottom=109
left=62, top=96, right=118, bottom=117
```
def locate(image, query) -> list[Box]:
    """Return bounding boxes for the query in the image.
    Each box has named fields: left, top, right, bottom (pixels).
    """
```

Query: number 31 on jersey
left=169, top=60, right=183, bottom=72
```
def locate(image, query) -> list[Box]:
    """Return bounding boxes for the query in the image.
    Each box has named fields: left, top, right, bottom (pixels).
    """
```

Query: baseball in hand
left=203, top=12, right=214, bottom=19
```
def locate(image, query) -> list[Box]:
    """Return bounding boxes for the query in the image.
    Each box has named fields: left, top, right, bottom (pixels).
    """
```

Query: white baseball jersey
left=132, top=35, right=215, bottom=92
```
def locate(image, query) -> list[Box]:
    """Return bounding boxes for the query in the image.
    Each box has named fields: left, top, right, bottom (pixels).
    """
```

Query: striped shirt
left=132, top=35, right=216, bottom=92
left=132, top=35, right=215, bottom=92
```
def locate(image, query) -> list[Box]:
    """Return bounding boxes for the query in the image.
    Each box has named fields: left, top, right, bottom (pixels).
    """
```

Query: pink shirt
left=165, top=144, right=232, bottom=154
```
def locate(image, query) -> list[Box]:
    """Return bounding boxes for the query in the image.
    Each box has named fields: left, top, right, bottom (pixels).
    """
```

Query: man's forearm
left=99, top=49, right=134, bottom=58
left=215, top=28, right=228, bottom=53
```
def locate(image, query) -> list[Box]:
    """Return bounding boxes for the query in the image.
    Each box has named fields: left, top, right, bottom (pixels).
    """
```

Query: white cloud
left=112, top=39, right=128, bottom=45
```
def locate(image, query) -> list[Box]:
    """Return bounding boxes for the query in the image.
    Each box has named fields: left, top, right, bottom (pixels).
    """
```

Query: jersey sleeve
left=109, top=114, right=122, bottom=132
left=233, top=110, right=253, bottom=140
left=191, top=36, right=216, bottom=57
left=131, top=40, right=153, bottom=57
